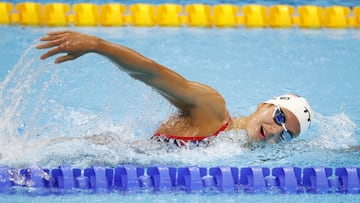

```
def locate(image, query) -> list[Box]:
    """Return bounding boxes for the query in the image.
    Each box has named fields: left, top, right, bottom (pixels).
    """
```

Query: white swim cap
left=264, top=94, right=313, bottom=134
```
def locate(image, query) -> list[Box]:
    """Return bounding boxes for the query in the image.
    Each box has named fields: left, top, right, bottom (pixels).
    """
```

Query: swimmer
left=36, top=30, right=313, bottom=146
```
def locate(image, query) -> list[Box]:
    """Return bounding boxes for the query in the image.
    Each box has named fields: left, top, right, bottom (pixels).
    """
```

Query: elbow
left=129, top=71, right=155, bottom=82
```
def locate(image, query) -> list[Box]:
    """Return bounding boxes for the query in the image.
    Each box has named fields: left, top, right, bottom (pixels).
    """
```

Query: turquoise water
left=1, top=0, right=360, bottom=202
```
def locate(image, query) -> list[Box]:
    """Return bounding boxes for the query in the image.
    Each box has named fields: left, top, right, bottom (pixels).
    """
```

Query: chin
left=266, top=138, right=280, bottom=144
left=247, top=131, right=259, bottom=142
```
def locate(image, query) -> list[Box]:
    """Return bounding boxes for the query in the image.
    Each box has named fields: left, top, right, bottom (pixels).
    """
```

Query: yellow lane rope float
left=0, top=2, right=359, bottom=28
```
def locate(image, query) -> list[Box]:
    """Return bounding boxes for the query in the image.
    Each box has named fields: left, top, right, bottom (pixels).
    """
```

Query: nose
left=268, top=124, right=284, bottom=137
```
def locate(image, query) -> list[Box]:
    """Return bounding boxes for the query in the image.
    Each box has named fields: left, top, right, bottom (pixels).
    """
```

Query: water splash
left=310, top=112, right=357, bottom=149
left=0, top=42, right=37, bottom=138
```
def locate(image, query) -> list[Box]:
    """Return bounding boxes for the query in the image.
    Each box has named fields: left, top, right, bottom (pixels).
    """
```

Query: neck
left=227, top=116, right=247, bottom=131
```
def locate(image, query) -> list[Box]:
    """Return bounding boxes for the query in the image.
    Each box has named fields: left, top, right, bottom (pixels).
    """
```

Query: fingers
left=37, top=30, right=71, bottom=49
left=36, top=38, right=63, bottom=49
left=37, top=30, right=82, bottom=63
left=40, top=46, right=63, bottom=60
left=40, top=49, right=79, bottom=63
left=55, top=54, right=78, bottom=64
left=39, top=31, right=68, bottom=41
left=37, top=31, right=67, bottom=51
left=37, top=31, right=70, bottom=60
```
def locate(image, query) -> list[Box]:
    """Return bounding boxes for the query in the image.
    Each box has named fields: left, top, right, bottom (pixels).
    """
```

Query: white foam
left=308, top=112, right=357, bottom=150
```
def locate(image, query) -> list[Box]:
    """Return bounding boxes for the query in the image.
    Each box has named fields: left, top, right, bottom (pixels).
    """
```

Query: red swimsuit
left=152, top=117, right=231, bottom=147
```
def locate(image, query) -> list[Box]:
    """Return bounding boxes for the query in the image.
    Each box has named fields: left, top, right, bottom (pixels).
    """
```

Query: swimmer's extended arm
left=37, top=31, right=227, bottom=119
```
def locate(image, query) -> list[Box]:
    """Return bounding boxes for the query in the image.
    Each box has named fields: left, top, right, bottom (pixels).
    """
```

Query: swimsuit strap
left=153, top=117, right=231, bottom=142
left=213, top=116, right=231, bottom=136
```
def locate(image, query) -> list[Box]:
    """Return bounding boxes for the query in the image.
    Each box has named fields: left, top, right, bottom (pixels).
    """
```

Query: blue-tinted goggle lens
left=273, top=106, right=293, bottom=142
left=273, top=107, right=286, bottom=125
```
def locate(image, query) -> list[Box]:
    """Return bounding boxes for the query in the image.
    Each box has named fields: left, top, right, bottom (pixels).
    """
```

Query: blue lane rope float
left=0, top=165, right=359, bottom=194
left=0, top=2, right=360, bottom=28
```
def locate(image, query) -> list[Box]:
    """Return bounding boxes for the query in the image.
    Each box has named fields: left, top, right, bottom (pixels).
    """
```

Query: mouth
left=259, top=125, right=266, bottom=140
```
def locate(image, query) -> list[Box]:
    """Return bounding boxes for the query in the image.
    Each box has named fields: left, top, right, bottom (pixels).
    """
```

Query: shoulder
left=187, top=81, right=228, bottom=119
left=188, top=81, right=225, bottom=103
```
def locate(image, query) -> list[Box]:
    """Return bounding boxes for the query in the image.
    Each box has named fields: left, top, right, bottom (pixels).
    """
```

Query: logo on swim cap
left=265, top=94, right=313, bottom=134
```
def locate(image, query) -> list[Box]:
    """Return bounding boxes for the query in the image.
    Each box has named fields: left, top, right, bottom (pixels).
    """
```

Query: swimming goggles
left=273, top=105, right=293, bottom=142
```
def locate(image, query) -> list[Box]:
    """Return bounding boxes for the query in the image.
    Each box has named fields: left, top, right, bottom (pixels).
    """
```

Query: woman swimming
left=36, top=30, right=313, bottom=146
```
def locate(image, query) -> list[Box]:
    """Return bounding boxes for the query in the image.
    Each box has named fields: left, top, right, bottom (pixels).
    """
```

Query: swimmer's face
left=246, top=103, right=300, bottom=143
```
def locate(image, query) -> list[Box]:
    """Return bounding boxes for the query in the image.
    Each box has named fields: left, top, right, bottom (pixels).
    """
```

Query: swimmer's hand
left=36, top=30, right=99, bottom=64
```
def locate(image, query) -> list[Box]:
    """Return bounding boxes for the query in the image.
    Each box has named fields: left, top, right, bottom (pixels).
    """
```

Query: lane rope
left=0, top=165, right=359, bottom=194
left=0, top=2, right=359, bottom=28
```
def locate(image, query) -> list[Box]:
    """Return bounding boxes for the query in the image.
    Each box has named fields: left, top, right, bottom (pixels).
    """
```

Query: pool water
left=0, top=0, right=360, bottom=202
left=1, top=26, right=359, bottom=167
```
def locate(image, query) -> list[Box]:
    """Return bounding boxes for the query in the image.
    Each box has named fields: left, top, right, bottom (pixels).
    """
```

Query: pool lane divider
left=0, top=2, right=360, bottom=28
left=0, top=165, right=359, bottom=194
